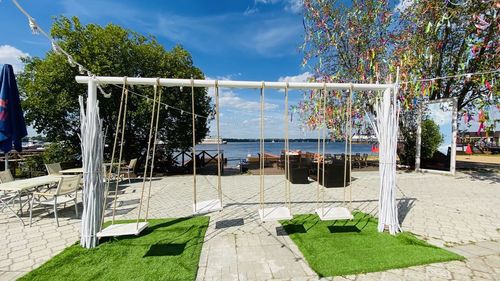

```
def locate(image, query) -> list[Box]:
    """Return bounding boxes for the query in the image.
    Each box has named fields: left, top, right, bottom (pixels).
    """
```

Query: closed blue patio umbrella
left=0, top=64, right=28, bottom=169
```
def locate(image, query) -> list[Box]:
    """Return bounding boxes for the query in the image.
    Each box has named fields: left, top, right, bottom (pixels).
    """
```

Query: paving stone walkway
left=1, top=170, right=499, bottom=280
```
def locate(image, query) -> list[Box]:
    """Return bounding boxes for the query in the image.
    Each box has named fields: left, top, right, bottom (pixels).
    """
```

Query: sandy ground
left=371, top=154, right=500, bottom=165
left=456, top=154, right=500, bottom=164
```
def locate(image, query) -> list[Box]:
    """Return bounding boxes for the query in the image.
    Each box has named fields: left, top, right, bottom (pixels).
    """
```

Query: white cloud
left=427, top=103, right=453, bottom=126
left=255, top=0, right=281, bottom=3
left=255, top=0, right=303, bottom=14
left=205, top=74, right=243, bottom=97
left=395, top=0, right=414, bottom=12
left=278, top=71, right=312, bottom=83
left=284, top=0, right=303, bottom=14
left=244, top=6, right=259, bottom=15
left=0, top=45, right=29, bottom=73
left=219, top=90, right=278, bottom=111
left=242, top=117, right=270, bottom=125
left=154, top=13, right=302, bottom=57
left=239, top=18, right=302, bottom=57
left=64, top=1, right=302, bottom=58
left=204, top=78, right=278, bottom=112
left=277, top=72, right=312, bottom=92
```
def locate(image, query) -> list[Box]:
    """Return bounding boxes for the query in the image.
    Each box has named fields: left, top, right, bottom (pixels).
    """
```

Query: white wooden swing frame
left=76, top=75, right=401, bottom=241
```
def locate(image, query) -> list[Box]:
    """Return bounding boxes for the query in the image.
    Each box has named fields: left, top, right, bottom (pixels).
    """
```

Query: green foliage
left=19, top=217, right=210, bottom=281
left=300, top=0, right=393, bottom=136
left=421, top=119, right=444, bottom=159
left=18, top=17, right=213, bottom=163
left=302, top=0, right=499, bottom=109
left=22, top=154, right=45, bottom=176
left=395, top=0, right=499, bottom=111
left=42, top=142, right=79, bottom=164
left=20, top=142, right=78, bottom=177
left=280, top=212, right=463, bottom=277
left=301, top=0, right=499, bottom=140
left=302, top=0, right=392, bottom=82
left=398, top=116, right=444, bottom=166
left=397, top=109, right=419, bottom=167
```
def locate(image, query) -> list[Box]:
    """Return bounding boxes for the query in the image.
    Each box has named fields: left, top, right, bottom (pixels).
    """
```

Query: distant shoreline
left=222, top=139, right=374, bottom=143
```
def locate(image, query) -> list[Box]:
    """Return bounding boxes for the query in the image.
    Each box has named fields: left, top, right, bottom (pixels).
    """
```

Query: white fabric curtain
left=79, top=96, right=105, bottom=248
left=368, top=87, right=401, bottom=234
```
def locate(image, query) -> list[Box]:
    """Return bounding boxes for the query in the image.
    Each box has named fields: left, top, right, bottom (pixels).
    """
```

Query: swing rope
left=100, top=77, right=128, bottom=229
left=320, top=83, right=327, bottom=215
left=342, top=92, right=349, bottom=203
left=215, top=81, right=223, bottom=205
left=191, top=78, right=198, bottom=210
left=259, top=82, right=265, bottom=211
left=348, top=85, right=353, bottom=209
left=315, top=88, right=322, bottom=211
left=284, top=83, right=291, bottom=210
left=145, top=79, right=163, bottom=220
left=136, top=80, right=158, bottom=227
left=342, top=86, right=353, bottom=208
left=112, top=81, right=129, bottom=224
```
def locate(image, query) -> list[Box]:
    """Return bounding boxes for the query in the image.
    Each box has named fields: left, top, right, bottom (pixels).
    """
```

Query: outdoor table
left=60, top=167, right=83, bottom=174
left=60, top=162, right=125, bottom=175
left=0, top=175, right=62, bottom=225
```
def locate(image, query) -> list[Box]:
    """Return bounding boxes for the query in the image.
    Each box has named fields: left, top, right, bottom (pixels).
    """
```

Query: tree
left=300, top=0, right=499, bottom=163
left=302, top=0, right=393, bottom=82
left=394, top=0, right=499, bottom=111
left=420, top=119, right=444, bottom=159
left=18, top=17, right=213, bottom=163
left=302, top=0, right=499, bottom=111
left=297, top=0, right=394, bottom=140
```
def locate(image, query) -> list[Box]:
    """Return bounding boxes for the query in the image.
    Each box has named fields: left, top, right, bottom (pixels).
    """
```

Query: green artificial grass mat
left=280, top=212, right=463, bottom=277
left=20, top=217, right=210, bottom=281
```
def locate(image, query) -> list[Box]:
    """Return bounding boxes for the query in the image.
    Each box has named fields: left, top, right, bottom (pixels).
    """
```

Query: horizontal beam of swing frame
left=75, top=76, right=394, bottom=91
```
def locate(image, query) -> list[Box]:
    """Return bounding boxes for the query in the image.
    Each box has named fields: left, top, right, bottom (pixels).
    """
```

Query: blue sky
left=1, top=0, right=322, bottom=138
left=426, top=102, right=453, bottom=154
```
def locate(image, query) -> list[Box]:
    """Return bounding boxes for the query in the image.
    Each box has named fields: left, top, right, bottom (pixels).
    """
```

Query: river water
left=196, top=141, right=374, bottom=167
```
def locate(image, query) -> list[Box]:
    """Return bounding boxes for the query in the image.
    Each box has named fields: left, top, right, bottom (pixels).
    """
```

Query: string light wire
left=400, top=68, right=500, bottom=85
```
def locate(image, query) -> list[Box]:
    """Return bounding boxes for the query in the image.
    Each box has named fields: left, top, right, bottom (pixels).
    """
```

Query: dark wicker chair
left=285, top=156, right=311, bottom=184
left=313, top=160, right=351, bottom=188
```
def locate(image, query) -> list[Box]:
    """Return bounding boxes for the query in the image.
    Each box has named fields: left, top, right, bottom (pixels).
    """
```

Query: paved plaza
left=1, top=170, right=500, bottom=280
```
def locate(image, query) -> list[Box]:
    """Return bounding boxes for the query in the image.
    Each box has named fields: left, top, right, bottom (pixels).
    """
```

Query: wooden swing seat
left=97, top=222, right=148, bottom=238
left=193, top=199, right=222, bottom=215
left=315, top=206, right=353, bottom=221
left=258, top=206, right=292, bottom=222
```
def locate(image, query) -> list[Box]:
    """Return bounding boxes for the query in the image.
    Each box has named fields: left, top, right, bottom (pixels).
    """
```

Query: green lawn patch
left=20, top=217, right=210, bottom=281
left=280, top=212, right=463, bottom=277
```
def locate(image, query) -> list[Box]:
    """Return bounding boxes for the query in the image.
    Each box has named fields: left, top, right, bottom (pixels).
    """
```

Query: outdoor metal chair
left=29, top=175, right=81, bottom=227
left=354, top=153, right=362, bottom=168
left=362, top=153, right=369, bottom=167
left=0, top=170, right=14, bottom=183
left=45, top=163, right=62, bottom=175
left=0, top=170, right=23, bottom=220
left=121, top=158, right=137, bottom=183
